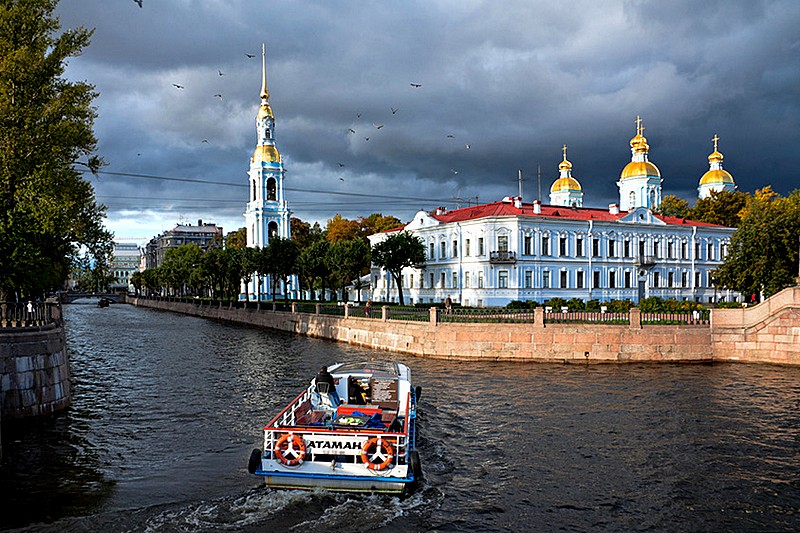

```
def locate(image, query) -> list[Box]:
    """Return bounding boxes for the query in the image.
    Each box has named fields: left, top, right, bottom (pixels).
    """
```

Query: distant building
left=698, top=134, right=737, bottom=199
left=145, top=220, right=222, bottom=269
left=109, top=242, right=142, bottom=292
left=368, top=118, right=739, bottom=307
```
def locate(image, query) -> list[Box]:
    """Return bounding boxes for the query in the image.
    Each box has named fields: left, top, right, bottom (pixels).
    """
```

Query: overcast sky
left=55, top=0, right=800, bottom=243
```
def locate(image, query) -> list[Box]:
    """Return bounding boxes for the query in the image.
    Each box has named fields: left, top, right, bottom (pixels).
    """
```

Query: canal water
left=2, top=302, right=800, bottom=532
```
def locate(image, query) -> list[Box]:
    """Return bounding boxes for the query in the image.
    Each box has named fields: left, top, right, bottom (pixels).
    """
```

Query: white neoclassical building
left=368, top=118, right=739, bottom=307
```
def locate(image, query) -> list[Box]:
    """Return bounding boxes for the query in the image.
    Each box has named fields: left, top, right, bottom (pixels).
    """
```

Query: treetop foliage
left=0, top=0, right=112, bottom=300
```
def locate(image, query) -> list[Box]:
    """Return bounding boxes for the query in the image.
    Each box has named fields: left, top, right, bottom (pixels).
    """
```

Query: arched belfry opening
left=267, top=177, right=277, bottom=201
left=268, top=221, right=279, bottom=240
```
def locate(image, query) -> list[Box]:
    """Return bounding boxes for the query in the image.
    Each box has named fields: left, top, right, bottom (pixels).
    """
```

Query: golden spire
left=260, top=43, right=269, bottom=100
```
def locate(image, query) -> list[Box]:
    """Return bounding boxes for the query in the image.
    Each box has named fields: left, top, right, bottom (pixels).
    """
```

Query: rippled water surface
left=2, top=302, right=800, bottom=531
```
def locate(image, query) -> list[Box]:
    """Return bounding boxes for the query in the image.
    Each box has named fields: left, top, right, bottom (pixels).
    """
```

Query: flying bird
left=364, top=137, right=370, bottom=141
left=447, top=134, right=455, bottom=138
left=410, top=83, right=422, bottom=88
left=202, top=139, right=209, bottom=143
left=451, top=169, right=459, bottom=174
left=373, top=123, right=384, bottom=129
left=338, top=163, right=345, bottom=167
left=357, top=113, right=362, bottom=118
left=465, top=143, right=471, bottom=149
left=391, top=107, right=398, bottom=114
left=245, top=53, right=255, bottom=58
left=347, top=128, right=356, bottom=134
left=133, top=0, right=142, bottom=7
left=339, top=177, right=344, bottom=181
left=172, top=83, right=184, bottom=89
left=214, top=94, right=223, bottom=100
left=218, top=70, right=224, bottom=76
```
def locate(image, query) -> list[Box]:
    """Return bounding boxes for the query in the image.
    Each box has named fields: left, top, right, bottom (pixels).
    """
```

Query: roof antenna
left=537, top=163, right=541, bottom=202
left=518, top=169, right=523, bottom=199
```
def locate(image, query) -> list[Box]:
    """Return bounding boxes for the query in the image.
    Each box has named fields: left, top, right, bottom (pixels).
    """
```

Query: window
left=592, top=237, right=600, bottom=257
left=478, top=271, right=484, bottom=288
left=576, top=237, right=584, bottom=257
left=266, top=177, right=277, bottom=201
left=681, top=242, right=687, bottom=259
left=452, top=240, right=458, bottom=257
left=721, top=243, right=728, bottom=258
left=440, top=272, right=446, bottom=287
left=609, top=271, right=616, bottom=288
left=609, top=240, right=616, bottom=258
left=429, top=243, right=435, bottom=260
left=653, top=271, right=660, bottom=288
left=543, top=271, right=551, bottom=289
left=629, top=190, right=635, bottom=208
left=410, top=274, right=414, bottom=288
left=542, top=236, right=550, bottom=256
left=576, top=271, right=585, bottom=289
left=478, top=238, right=485, bottom=256
left=624, top=271, right=631, bottom=288
left=639, top=240, right=646, bottom=257
left=560, top=270, right=568, bottom=288
left=465, top=272, right=471, bottom=288
left=668, top=271, right=674, bottom=288
left=524, top=235, right=532, bottom=255
left=559, top=236, right=568, bottom=256
left=681, top=271, right=687, bottom=288
left=668, top=242, right=675, bottom=259
left=707, top=243, right=715, bottom=260
left=465, top=239, right=471, bottom=256
left=593, top=271, right=601, bottom=289
left=653, top=240, right=660, bottom=259
left=623, top=240, right=631, bottom=258
left=695, top=242, right=701, bottom=259
left=695, top=271, right=701, bottom=287
left=440, top=241, right=446, bottom=259
left=524, top=270, right=532, bottom=288
left=498, top=235, right=509, bottom=252
left=452, top=272, right=458, bottom=288
left=429, top=272, right=434, bottom=288
left=499, top=270, right=508, bottom=288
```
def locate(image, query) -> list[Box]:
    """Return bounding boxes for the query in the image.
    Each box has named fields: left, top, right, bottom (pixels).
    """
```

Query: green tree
left=326, top=214, right=360, bottom=243
left=359, top=213, right=403, bottom=237
left=0, top=0, right=112, bottom=301
left=298, top=239, right=330, bottom=300
left=327, top=238, right=370, bottom=302
left=655, top=195, right=691, bottom=218
left=371, top=231, right=426, bottom=306
left=225, top=228, right=247, bottom=249
left=260, top=236, right=298, bottom=301
left=689, top=189, right=750, bottom=228
left=161, top=244, right=203, bottom=296
left=716, top=188, right=800, bottom=298
left=239, top=246, right=260, bottom=300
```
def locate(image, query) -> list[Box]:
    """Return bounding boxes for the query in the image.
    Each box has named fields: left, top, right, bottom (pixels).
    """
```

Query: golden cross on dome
left=635, top=115, right=643, bottom=135
left=562, top=144, right=568, bottom=160
left=712, top=133, right=719, bottom=151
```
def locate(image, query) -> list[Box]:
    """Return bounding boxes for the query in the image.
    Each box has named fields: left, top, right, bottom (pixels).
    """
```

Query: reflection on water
left=1, top=302, right=799, bottom=531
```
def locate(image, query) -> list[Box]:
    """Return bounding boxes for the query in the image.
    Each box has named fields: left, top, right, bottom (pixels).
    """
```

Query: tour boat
left=247, top=361, right=422, bottom=494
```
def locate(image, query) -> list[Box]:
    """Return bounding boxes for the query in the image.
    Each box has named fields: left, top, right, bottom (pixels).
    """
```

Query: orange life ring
left=361, top=437, right=395, bottom=471
left=274, top=433, right=307, bottom=466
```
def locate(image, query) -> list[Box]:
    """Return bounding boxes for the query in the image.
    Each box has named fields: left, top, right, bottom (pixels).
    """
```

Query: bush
left=506, top=299, right=538, bottom=310
left=606, top=299, right=634, bottom=312
left=545, top=297, right=568, bottom=310
left=567, top=298, right=585, bottom=311
left=717, top=301, right=744, bottom=309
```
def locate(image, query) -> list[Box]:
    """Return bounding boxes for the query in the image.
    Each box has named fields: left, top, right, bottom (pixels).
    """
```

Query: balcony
left=490, top=250, right=517, bottom=264
left=635, top=255, right=657, bottom=268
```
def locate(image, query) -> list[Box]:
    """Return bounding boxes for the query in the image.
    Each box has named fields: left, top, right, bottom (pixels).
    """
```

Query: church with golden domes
left=368, top=116, right=739, bottom=307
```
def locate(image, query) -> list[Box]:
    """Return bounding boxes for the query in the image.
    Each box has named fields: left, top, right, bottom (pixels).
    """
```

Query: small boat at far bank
left=248, top=361, right=422, bottom=494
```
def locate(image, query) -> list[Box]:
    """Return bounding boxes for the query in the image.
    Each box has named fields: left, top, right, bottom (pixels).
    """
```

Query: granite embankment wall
left=0, top=322, right=70, bottom=419
left=711, top=285, right=800, bottom=364
left=130, top=297, right=713, bottom=363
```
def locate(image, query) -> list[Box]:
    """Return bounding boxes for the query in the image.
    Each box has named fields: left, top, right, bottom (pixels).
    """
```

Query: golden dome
left=252, top=144, right=281, bottom=163
left=550, top=176, right=582, bottom=193
left=559, top=159, right=573, bottom=171
left=620, top=161, right=661, bottom=179
left=629, top=133, right=647, bottom=148
left=708, top=150, right=723, bottom=163
left=700, top=169, right=734, bottom=185
left=257, top=103, right=273, bottom=120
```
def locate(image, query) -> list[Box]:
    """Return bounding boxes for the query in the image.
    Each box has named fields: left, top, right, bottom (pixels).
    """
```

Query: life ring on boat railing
left=274, top=433, right=307, bottom=466
left=360, top=437, right=395, bottom=471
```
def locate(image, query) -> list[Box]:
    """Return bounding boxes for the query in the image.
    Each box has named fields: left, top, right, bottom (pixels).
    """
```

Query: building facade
left=368, top=118, right=739, bottom=307
left=145, top=220, right=222, bottom=269
left=243, top=44, right=293, bottom=300
left=109, top=242, right=142, bottom=292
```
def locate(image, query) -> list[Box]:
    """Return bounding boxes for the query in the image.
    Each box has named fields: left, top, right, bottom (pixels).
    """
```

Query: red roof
left=424, top=200, right=724, bottom=228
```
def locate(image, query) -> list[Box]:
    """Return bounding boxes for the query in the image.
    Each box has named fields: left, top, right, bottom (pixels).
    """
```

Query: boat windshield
left=333, top=361, right=399, bottom=376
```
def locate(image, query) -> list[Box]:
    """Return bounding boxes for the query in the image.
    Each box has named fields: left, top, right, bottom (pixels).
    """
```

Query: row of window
left=386, top=268, right=714, bottom=290
left=428, top=235, right=727, bottom=261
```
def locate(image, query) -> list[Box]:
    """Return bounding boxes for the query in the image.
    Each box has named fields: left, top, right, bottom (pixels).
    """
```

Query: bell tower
left=243, top=43, right=292, bottom=299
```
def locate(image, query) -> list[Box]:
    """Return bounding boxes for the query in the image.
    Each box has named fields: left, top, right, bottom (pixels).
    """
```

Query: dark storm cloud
left=55, top=0, right=800, bottom=240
